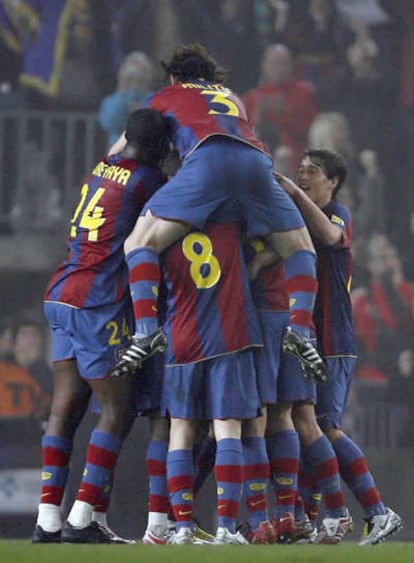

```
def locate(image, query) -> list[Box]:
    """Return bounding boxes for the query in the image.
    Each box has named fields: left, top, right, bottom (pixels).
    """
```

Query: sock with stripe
left=68, top=430, right=122, bottom=528
left=298, top=458, right=321, bottom=522
left=126, top=247, right=161, bottom=337
left=36, top=435, right=72, bottom=532
left=242, top=436, right=270, bottom=531
left=332, top=434, right=386, bottom=517
left=146, top=440, right=170, bottom=533
left=167, top=449, right=194, bottom=532
left=284, top=249, right=317, bottom=337
left=302, top=435, right=346, bottom=518
left=267, top=430, right=300, bottom=518
left=92, top=469, right=114, bottom=520
left=215, top=437, right=243, bottom=533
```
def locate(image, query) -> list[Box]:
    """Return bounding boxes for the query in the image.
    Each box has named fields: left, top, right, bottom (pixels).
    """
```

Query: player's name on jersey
left=91, top=161, right=131, bottom=185
left=181, top=81, right=231, bottom=94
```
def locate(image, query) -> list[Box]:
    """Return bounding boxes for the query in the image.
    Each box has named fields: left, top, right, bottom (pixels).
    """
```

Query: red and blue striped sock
left=332, top=435, right=386, bottom=517
left=39, top=435, right=72, bottom=506
left=215, top=438, right=243, bottom=533
left=146, top=440, right=169, bottom=514
left=298, top=459, right=321, bottom=522
left=167, top=449, right=194, bottom=531
left=126, top=247, right=160, bottom=337
left=93, top=470, right=114, bottom=514
left=267, top=430, right=300, bottom=517
left=303, top=436, right=346, bottom=518
left=76, top=430, right=122, bottom=507
left=242, top=436, right=270, bottom=531
left=284, top=250, right=318, bottom=337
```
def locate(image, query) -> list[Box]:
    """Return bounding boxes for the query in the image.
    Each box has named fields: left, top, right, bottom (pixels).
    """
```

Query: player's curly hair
left=161, top=43, right=227, bottom=83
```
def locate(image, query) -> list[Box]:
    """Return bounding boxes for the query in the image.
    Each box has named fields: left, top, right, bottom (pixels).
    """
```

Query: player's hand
left=274, top=171, right=300, bottom=198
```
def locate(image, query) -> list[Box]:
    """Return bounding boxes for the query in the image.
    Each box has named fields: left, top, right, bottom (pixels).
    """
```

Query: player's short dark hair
left=125, top=108, right=172, bottom=165
left=302, top=148, right=347, bottom=198
left=161, top=43, right=227, bottom=83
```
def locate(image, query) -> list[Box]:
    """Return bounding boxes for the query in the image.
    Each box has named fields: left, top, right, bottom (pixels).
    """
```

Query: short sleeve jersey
left=147, top=80, right=269, bottom=158
left=160, top=222, right=263, bottom=365
left=314, top=200, right=356, bottom=356
left=45, top=154, right=165, bottom=308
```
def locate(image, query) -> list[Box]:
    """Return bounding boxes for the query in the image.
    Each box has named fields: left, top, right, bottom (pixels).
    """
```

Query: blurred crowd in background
left=0, top=0, right=413, bottom=451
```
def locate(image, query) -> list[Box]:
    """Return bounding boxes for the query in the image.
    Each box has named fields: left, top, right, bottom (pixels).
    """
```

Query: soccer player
left=32, top=108, right=172, bottom=544
left=247, top=242, right=352, bottom=545
left=157, top=208, right=267, bottom=545
left=110, top=43, right=326, bottom=384
left=277, top=148, right=403, bottom=545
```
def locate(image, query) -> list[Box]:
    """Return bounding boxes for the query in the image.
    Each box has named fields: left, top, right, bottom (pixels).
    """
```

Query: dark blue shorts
left=161, top=348, right=261, bottom=420
left=142, top=138, right=304, bottom=236
left=132, top=352, right=164, bottom=416
left=44, top=298, right=133, bottom=380
left=316, top=356, right=357, bottom=431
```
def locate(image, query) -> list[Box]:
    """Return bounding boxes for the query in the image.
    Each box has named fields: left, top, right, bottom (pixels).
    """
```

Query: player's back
left=161, top=221, right=262, bottom=365
left=148, top=80, right=268, bottom=158
left=245, top=239, right=289, bottom=312
left=45, top=154, right=165, bottom=309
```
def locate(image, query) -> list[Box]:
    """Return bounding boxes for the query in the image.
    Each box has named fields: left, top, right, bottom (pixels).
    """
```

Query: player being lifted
left=110, top=43, right=327, bottom=384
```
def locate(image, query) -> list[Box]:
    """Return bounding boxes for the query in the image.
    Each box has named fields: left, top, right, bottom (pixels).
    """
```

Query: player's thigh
left=254, top=311, right=287, bottom=405
left=206, top=349, right=261, bottom=421
left=266, top=226, right=315, bottom=259
left=316, top=357, right=356, bottom=431
left=72, top=300, right=133, bottom=381
left=124, top=213, right=190, bottom=254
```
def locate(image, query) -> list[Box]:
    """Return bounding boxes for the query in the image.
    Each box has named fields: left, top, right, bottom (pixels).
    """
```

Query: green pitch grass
left=0, top=541, right=413, bottom=563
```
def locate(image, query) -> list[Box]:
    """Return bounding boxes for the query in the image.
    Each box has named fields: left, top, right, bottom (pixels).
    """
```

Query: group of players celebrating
left=32, top=43, right=402, bottom=547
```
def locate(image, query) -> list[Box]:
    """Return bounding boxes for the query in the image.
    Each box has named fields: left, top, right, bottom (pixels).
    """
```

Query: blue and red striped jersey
left=245, top=239, right=289, bottom=312
left=45, top=154, right=165, bottom=308
left=161, top=222, right=262, bottom=365
left=314, top=200, right=356, bottom=356
left=147, top=80, right=269, bottom=159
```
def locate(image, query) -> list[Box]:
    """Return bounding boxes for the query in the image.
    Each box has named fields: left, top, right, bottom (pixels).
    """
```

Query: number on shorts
left=106, top=318, right=131, bottom=346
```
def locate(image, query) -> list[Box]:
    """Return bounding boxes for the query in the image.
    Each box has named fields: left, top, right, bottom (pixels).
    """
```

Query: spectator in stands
left=174, top=0, right=264, bottom=92
left=109, top=0, right=159, bottom=71
left=351, top=234, right=414, bottom=393
left=98, top=51, right=156, bottom=147
left=12, top=314, right=53, bottom=416
left=273, top=144, right=296, bottom=178
left=269, top=0, right=352, bottom=87
left=0, top=314, right=52, bottom=468
left=0, top=0, right=113, bottom=110
left=337, top=21, right=391, bottom=154
left=307, top=111, right=354, bottom=163
left=352, top=149, right=387, bottom=254
left=243, top=43, right=318, bottom=160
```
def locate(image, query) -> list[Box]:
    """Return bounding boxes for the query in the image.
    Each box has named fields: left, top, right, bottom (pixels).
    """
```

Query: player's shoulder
left=327, top=199, right=351, bottom=219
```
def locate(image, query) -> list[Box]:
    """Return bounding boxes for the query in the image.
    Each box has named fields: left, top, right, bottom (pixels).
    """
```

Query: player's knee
left=292, top=406, right=322, bottom=443
left=325, top=427, right=344, bottom=442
